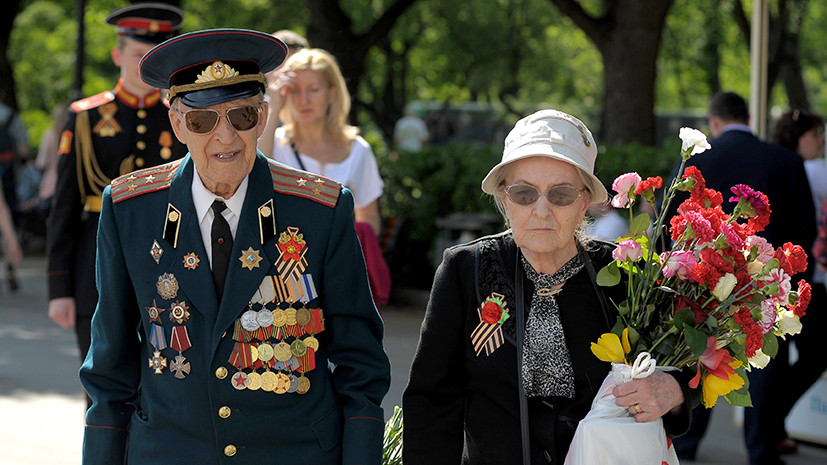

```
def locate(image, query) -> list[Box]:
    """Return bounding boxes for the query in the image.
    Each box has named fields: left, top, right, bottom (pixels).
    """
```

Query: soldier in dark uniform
left=80, top=29, right=390, bottom=464
left=46, top=3, right=187, bottom=368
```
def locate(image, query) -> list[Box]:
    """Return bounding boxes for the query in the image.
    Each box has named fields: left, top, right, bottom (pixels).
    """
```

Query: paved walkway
left=1, top=256, right=826, bottom=464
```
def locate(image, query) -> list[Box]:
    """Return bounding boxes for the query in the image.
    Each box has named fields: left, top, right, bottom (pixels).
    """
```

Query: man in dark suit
left=79, top=29, right=390, bottom=465
left=46, top=3, right=188, bottom=369
left=668, top=91, right=816, bottom=465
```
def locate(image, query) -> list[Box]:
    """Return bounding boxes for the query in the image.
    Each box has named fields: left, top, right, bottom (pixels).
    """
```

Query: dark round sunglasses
left=178, top=105, right=261, bottom=134
left=505, top=184, right=586, bottom=207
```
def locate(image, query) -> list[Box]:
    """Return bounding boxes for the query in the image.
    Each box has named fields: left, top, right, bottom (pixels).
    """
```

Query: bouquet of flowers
left=590, top=127, right=812, bottom=408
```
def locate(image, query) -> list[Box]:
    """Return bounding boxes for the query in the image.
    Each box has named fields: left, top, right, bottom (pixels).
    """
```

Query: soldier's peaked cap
left=105, top=2, right=184, bottom=44
left=140, top=29, right=287, bottom=108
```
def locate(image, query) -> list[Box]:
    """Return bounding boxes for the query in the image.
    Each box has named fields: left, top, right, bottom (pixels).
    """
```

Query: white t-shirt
left=271, top=127, right=384, bottom=209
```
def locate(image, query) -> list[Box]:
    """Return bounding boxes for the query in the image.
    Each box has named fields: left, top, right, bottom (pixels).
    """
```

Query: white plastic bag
left=564, top=353, right=680, bottom=465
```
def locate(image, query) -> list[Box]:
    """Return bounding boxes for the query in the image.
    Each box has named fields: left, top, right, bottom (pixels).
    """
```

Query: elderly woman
left=402, top=110, right=693, bottom=465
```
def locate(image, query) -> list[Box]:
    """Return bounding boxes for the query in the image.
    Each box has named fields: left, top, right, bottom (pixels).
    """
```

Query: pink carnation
left=662, top=250, right=697, bottom=279
left=721, top=223, right=744, bottom=250
left=745, top=236, right=774, bottom=263
left=763, top=268, right=792, bottom=306
left=685, top=210, right=716, bottom=243
left=758, top=300, right=778, bottom=334
left=611, top=173, right=642, bottom=208
left=612, top=239, right=644, bottom=262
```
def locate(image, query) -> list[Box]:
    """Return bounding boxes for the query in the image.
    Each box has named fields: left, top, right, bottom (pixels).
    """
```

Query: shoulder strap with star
left=70, top=91, right=116, bottom=113
left=111, top=158, right=183, bottom=204
left=267, top=159, right=341, bottom=208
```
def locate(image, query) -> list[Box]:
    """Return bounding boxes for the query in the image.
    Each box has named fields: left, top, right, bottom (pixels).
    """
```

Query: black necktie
left=211, top=200, right=233, bottom=301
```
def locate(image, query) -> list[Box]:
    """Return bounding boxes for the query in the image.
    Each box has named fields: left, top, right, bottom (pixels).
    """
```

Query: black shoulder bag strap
left=290, top=143, right=307, bottom=171
left=580, top=248, right=613, bottom=330
left=515, top=249, right=531, bottom=465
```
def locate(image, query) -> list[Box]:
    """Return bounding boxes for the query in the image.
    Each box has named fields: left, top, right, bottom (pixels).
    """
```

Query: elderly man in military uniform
left=79, top=29, right=391, bottom=465
left=46, top=3, right=188, bottom=367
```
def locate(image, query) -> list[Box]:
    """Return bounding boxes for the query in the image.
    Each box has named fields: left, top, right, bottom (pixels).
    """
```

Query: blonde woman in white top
left=260, top=48, right=383, bottom=236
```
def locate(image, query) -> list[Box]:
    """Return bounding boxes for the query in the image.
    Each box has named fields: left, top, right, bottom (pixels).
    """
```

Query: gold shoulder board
left=111, top=159, right=183, bottom=204
left=268, top=159, right=341, bottom=208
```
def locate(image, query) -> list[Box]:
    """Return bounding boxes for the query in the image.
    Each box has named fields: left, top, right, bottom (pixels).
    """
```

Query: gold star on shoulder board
left=239, top=247, right=263, bottom=270
left=296, top=178, right=307, bottom=186
left=314, top=177, right=325, bottom=186
left=146, top=174, right=156, bottom=183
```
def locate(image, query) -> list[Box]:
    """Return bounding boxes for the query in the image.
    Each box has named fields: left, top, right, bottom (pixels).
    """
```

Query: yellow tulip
left=701, top=361, right=744, bottom=408
left=590, top=332, right=628, bottom=364
left=621, top=328, right=631, bottom=354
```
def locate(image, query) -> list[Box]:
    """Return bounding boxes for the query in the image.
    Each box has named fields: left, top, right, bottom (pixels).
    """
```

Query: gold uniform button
left=137, top=124, right=147, bottom=134
left=136, top=140, right=146, bottom=150
left=215, top=366, right=228, bottom=379
left=218, top=406, right=231, bottom=418
left=224, top=445, right=237, bottom=457
left=137, top=109, right=147, bottom=119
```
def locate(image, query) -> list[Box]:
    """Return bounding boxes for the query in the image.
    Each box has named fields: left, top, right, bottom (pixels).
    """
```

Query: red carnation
left=792, top=279, right=811, bottom=318
left=481, top=301, right=503, bottom=324
left=635, top=176, right=663, bottom=195
left=733, top=307, right=763, bottom=358
left=689, top=262, right=722, bottom=287
left=774, top=243, right=808, bottom=276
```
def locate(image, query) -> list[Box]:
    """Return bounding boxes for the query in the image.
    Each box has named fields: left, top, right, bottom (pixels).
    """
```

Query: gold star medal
left=183, top=252, right=200, bottom=270
left=239, top=247, right=263, bottom=270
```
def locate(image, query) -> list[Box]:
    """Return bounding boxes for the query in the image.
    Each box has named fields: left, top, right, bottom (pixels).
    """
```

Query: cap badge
left=576, top=124, right=591, bottom=147
left=196, top=61, right=240, bottom=83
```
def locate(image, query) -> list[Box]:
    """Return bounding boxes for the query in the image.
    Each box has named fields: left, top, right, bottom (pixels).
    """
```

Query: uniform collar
left=114, top=78, right=162, bottom=109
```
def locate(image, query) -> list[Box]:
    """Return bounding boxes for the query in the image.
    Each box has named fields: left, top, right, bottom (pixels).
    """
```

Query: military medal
left=276, top=227, right=308, bottom=282
left=170, top=355, right=191, bottom=379
left=169, top=301, right=190, bottom=324
left=260, top=370, right=278, bottom=392
left=273, top=341, right=292, bottom=362
left=296, top=306, right=312, bottom=327
left=257, top=341, right=274, bottom=363
left=297, top=375, right=311, bottom=394
left=470, top=292, right=510, bottom=356
left=246, top=372, right=262, bottom=391
left=150, top=240, right=164, bottom=264
left=239, top=247, right=263, bottom=270
left=290, top=339, right=307, bottom=357
left=303, top=335, right=319, bottom=351
left=287, top=374, right=299, bottom=393
left=298, top=274, right=317, bottom=303
left=149, top=350, right=167, bottom=374
left=272, top=308, right=287, bottom=328
left=169, top=326, right=192, bottom=379
left=256, top=308, right=274, bottom=328
left=156, top=273, right=179, bottom=300
left=145, top=300, right=164, bottom=323
left=149, top=324, right=166, bottom=351
left=241, top=308, right=260, bottom=332
left=183, top=252, right=200, bottom=270
left=274, top=372, right=291, bottom=394
left=231, top=371, right=249, bottom=390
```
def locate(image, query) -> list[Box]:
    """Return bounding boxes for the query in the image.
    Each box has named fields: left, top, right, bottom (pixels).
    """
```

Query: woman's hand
left=2, top=234, right=22, bottom=267
left=613, top=370, right=685, bottom=423
left=265, top=69, right=295, bottom=115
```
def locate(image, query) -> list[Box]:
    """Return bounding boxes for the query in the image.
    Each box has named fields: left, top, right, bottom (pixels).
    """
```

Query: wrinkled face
left=286, top=70, right=335, bottom=124
left=169, top=96, right=268, bottom=197
left=112, top=37, right=156, bottom=94
left=797, top=127, right=825, bottom=160
left=501, top=157, right=589, bottom=259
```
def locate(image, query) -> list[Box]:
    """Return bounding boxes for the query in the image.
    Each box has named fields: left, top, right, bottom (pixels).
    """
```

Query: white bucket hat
left=481, top=109, right=607, bottom=204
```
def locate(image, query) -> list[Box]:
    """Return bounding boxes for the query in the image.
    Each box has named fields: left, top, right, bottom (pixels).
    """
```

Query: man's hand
left=48, top=297, right=76, bottom=329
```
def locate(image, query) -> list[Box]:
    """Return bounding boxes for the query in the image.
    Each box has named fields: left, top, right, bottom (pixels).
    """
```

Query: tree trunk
left=595, top=2, right=672, bottom=145
left=781, top=32, right=809, bottom=110
left=550, top=0, right=673, bottom=145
